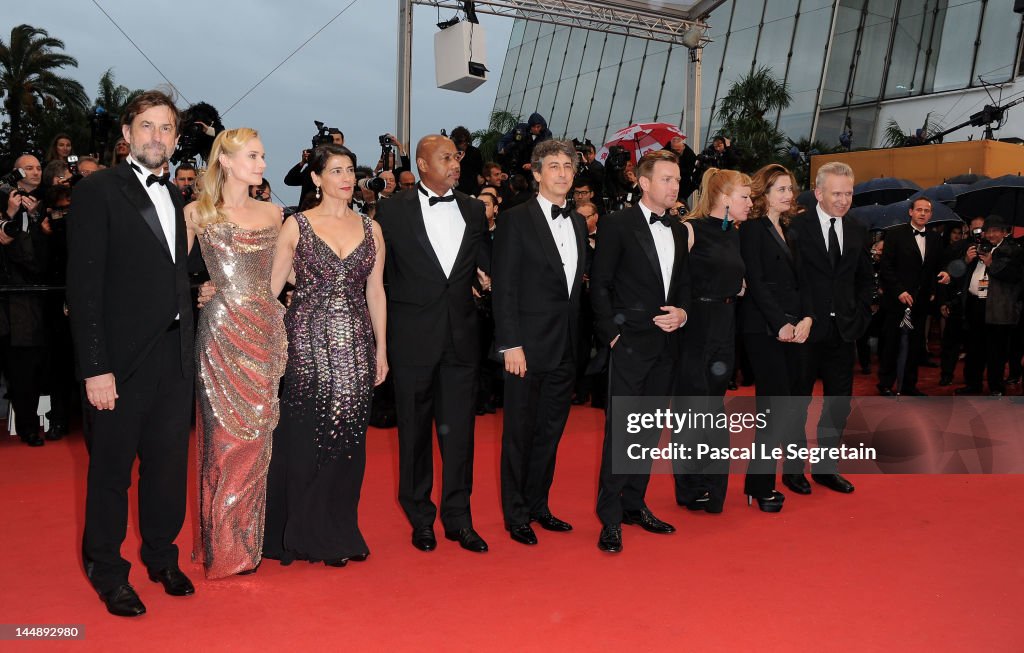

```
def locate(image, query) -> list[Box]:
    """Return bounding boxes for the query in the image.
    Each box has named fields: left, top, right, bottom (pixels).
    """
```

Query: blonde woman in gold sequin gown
left=262, top=143, right=388, bottom=567
left=186, top=128, right=288, bottom=578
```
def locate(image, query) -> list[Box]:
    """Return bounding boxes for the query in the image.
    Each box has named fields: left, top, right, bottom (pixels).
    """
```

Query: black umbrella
left=796, top=189, right=817, bottom=210
left=916, top=184, right=969, bottom=208
left=853, top=178, right=922, bottom=207
left=886, top=196, right=963, bottom=225
left=847, top=204, right=889, bottom=231
left=955, top=174, right=1024, bottom=225
left=945, top=173, right=989, bottom=185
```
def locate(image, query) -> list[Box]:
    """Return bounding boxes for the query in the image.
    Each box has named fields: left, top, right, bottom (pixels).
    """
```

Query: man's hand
left=19, top=194, right=39, bottom=216
left=965, top=245, right=978, bottom=264
left=477, top=268, right=491, bottom=292
left=940, top=304, right=951, bottom=318
left=898, top=291, right=914, bottom=307
left=653, top=306, right=687, bottom=333
left=937, top=271, right=951, bottom=285
left=6, top=191, right=22, bottom=218
left=777, top=323, right=795, bottom=342
left=196, top=281, right=217, bottom=309
left=301, top=149, right=310, bottom=164
left=504, top=347, right=527, bottom=378
left=0, top=228, right=13, bottom=245
left=85, top=373, right=118, bottom=411
left=979, top=251, right=993, bottom=268
left=793, top=317, right=812, bottom=343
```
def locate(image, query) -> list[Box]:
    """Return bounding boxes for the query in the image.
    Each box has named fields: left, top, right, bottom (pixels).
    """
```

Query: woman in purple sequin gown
left=263, top=144, right=388, bottom=566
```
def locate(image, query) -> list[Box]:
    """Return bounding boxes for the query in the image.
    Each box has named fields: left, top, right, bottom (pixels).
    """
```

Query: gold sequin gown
left=194, top=222, right=287, bottom=578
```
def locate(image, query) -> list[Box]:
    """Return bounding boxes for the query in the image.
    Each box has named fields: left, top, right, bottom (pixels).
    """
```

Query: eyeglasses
left=573, top=189, right=592, bottom=196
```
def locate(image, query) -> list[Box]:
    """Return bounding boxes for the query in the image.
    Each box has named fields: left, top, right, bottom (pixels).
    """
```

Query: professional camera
left=0, top=168, right=27, bottom=196
left=358, top=176, right=387, bottom=194
left=65, top=155, right=83, bottom=186
left=970, top=227, right=995, bottom=255
left=172, top=101, right=224, bottom=165
left=0, top=168, right=40, bottom=237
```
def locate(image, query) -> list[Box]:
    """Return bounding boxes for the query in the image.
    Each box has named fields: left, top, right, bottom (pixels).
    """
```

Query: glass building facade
left=491, top=0, right=1024, bottom=152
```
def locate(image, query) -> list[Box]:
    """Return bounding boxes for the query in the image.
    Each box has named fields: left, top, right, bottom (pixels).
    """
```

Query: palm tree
left=472, top=109, right=521, bottom=162
left=0, top=24, right=87, bottom=157
left=94, top=68, right=142, bottom=119
left=880, top=112, right=936, bottom=148
left=713, top=66, right=792, bottom=171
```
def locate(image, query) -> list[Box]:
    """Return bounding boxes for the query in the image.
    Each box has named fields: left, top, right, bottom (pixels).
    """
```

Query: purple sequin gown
left=263, top=212, right=376, bottom=563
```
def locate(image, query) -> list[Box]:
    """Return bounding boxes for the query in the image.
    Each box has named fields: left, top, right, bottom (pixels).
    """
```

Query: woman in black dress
left=740, top=164, right=812, bottom=512
left=673, top=168, right=751, bottom=513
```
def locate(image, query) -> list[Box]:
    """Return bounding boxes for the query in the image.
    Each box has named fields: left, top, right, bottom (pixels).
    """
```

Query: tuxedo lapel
left=449, top=192, right=477, bottom=278
left=527, top=200, right=568, bottom=299
left=407, top=191, right=447, bottom=278
left=768, top=219, right=795, bottom=268
left=116, top=164, right=172, bottom=261
left=571, top=210, right=587, bottom=300
left=631, top=208, right=665, bottom=296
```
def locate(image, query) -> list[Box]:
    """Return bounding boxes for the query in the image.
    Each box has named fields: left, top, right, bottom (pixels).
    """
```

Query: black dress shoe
left=571, top=395, right=586, bottom=406
left=45, top=426, right=65, bottom=441
left=938, top=375, right=953, bottom=386
left=812, top=473, right=855, bottom=493
left=954, top=386, right=982, bottom=396
left=411, top=526, right=437, bottom=552
left=445, top=527, right=488, bottom=552
left=622, top=507, right=676, bottom=533
left=876, top=384, right=895, bottom=397
left=531, top=512, right=573, bottom=532
left=678, top=493, right=724, bottom=514
left=22, top=433, right=44, bottom=447
left=597, top=524, right=622, bottom=553
left=348, top=553, right=369, bottom=562
left=900, top=387, right=927, bottom=396
left=148, top=566, right=194, bottom=596
left=781, top=473, right=811, bottom=495
left=508, top=524, right=538, bottom=545
left=747, top=490, right=785, bottom=513
left=323, top=558, right=348, bottom=567
left=100, top=584, right=146, bottom=617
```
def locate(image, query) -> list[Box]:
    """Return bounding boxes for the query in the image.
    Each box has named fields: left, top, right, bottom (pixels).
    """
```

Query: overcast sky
left=12, top=1, right=511, bottom=205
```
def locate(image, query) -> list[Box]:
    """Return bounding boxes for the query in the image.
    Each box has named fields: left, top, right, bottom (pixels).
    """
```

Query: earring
left=315, top=185, right=321, bottom=200
left=225, top=168, right=232, bottom=177
left=722, top=205, right=731, bottom=231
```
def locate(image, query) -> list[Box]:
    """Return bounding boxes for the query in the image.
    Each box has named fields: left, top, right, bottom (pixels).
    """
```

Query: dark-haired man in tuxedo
left=376, top=134, right=491, bottom=554
left=877, top=197, right=950, bottom=396
left=493, top=139, right=586, bottom=545
left=67, top=90, right=198, bottom=617
left=591, top=149, right=690, bottom=553
left=785, top=161, right=873, bottom=496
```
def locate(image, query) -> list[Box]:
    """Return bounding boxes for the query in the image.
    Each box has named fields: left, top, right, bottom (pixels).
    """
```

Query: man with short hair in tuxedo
left=590, top=149, right=690, bottom=553
left=785, top=161, right=873, bottom=496
left=376, top=134, right=491, bottom=554
left=877, top=197, right=950, bottom=396
left=67, top=90, right=198, bottom=617
left=492, top=139, right=586, bottom=545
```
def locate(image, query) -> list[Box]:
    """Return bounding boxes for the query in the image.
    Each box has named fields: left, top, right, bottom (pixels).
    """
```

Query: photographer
left=249, top=179, right=272, bottom=202
left=575, top=141, right=605, bottom=203
left=0, top=154, right=52, bottom=446
left=43, top=160, right=73, bottom=188
left=451, top=126, right=483, bottom=196
left=954, top=215, right=1023, bottom=396
left=174, top=162, right=198, bottom=202
left=285, top=126, right=343, bottom=200
left=78, top=156, right=101, bottom=178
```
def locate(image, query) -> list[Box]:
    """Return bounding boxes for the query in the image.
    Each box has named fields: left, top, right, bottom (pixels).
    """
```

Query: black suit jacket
left=492, top=197, right=587, bottom=372
left=739, top=217, right=813, bottom=336
left=960, top=238, right=1024, bottom=325
left=787, top=211, right=873, bottom=343
left=879, top=223, right=942, bottom=310
left=376, top=188, right=490, bottom=367
left=66, top=161, right=195, bottom=381
left=590, top=205, right=690, bottom=352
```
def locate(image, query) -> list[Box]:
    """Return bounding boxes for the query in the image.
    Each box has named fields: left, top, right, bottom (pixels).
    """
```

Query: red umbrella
left=596, top=122, right=686, bottom=165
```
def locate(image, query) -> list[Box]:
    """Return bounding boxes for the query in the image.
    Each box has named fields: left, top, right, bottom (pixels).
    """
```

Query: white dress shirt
left=912, top=226, right=927, bottom=259
left=127, top=155, right=176, bottom=263
left=815, top=203, right=844, bottom=256
left=535, top=194, right=579, bottom=295
left=638, top=200, right=675, bottom=301
left=417, top=184, right=465, bottom=278
left=969, top=241, right=999, bottom=298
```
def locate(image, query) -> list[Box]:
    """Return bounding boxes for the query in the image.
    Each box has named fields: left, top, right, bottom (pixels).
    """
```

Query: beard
left=131, top=142, right=169, bottom=171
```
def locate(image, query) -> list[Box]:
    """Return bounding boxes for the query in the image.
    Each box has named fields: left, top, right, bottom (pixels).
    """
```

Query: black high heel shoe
left=746, top=490, right=785, bottom=513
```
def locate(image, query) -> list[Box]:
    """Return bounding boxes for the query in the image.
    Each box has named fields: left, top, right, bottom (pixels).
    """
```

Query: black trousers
left=673, top=301, right=735, bottom=507
left=940, top=311, right=965, bottom=380
left=500, top=352, right=575, bottom=526
left=595, top=334, right=675, bottom=526
left=964, top=296, right=1013, bottom=393
left=0, top=340, right=48, bottom=438
left=878, top=302, right=928, bottom=392
left=742, top=333, right=809, bottom=495
left=392, top=335, right=478, bottom=532
left=81, top=327, right=192, bottom=595
left=794, top=319, right=854, bottom=475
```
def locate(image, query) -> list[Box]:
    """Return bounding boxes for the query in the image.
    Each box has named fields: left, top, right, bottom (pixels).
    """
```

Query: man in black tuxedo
left=590, top=150, right=690, bottom=553
left=492, top=139, right=586, bottom=545
left=877, top=197, right=950, bottom=395
left=376, top=134, right=491, bottom=553
left=785, top=161, right=872, bottom=496
left=67, top=90, right=197, bottom=617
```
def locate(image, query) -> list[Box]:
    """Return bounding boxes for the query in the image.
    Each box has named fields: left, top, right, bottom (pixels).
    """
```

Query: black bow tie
left=129, top=161, right=170, bottom=188
left=914, top=230, right=926, bottom=237
left=649, top=213, right=673, bottom=228
left=550, top=204, right=569, bottom=220
left=418, top=183, right=455, bottom=206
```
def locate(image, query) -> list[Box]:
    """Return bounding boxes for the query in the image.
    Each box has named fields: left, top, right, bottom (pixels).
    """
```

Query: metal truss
left=412, top=0, right=723, bottom=46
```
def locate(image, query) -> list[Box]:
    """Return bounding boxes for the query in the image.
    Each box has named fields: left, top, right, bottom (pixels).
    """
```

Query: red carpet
left=1, top=361, right=1021, bottom=651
